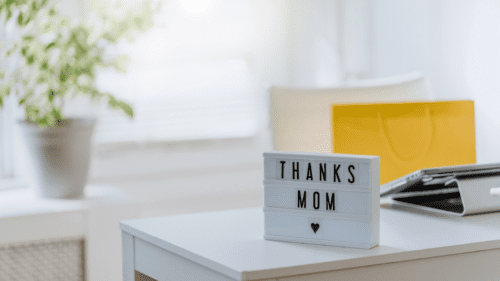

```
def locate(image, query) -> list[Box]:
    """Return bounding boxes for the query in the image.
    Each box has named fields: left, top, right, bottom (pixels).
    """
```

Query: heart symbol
left=311, top=223, right=320, bottom=233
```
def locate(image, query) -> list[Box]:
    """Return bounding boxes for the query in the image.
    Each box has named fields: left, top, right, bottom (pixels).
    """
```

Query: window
left=0, top=95, right=23, bottom=190
left=93, top=60, right=258, bottom=144
left=83, top=0, right=270, bottom=180
left=85, top=0, right=260, bottom=145
left=0, top=101, right=13, bottom=178
left=1, top=0, right=356, bottom=183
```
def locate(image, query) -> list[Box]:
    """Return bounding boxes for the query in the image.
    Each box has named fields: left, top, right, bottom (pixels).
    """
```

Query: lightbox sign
left=263, top=151, right=380, bottom=249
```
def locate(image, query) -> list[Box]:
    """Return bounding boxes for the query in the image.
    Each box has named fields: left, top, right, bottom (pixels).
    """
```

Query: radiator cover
left=0, top=238, right=85, bottom=281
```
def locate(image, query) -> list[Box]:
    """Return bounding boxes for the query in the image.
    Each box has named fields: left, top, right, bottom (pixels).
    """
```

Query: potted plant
left=0, top=0, right=158, bottom=198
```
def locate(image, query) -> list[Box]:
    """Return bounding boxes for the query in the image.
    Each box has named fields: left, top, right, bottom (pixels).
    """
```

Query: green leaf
left=38, top=115, right=49, bottom=127
left=0, top=86, right=10, bottom=100
left=48, top=90, right=55, bottom=102
left=45, top=42, right=56, bottom=50
left=17, top=13, right=23, bottom=26
left=108, top=95, right=117, bottom=107
left=111, top=55, right=129, bottom=73
left=52, top=108, right=63, bottom=122
left=59, top=69, right=68, bottom=82
left=19, top=97, right=27, bottom=105
left=107, top=95, right=134, bottom=118
left=22, top=35, right=34, bottom=41
left=25, top=104, right=40, bottom=122
left=27, top=55, right=35, bottom=64
left=37, top=76, right=46, bottom=83
left=41, top=61, right=48, bottom=70
left=119, top=101, right=134, bottom=118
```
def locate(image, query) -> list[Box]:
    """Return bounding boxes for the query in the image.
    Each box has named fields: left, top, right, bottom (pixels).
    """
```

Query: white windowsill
left=0, top=129, right=270, bottom=226
left=0, top=185, right=134, bottom=220
left=0, top=177, right=28, bottom=192
left=90, top=131, right=272, bottom=182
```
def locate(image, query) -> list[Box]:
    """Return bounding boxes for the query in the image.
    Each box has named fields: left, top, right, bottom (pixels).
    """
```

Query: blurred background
left=2, top=0, right=500, bottom=280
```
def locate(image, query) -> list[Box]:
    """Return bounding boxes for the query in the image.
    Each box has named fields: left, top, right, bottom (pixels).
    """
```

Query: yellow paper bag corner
left=332, top=100, right=475, bottom=184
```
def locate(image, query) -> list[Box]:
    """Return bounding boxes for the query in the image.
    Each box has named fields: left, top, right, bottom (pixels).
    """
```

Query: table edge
left=241, top=240, right=500, bottom=280
left=120, top=222, right=243, bottom=280
left=120, top=208, right=500, bottom=281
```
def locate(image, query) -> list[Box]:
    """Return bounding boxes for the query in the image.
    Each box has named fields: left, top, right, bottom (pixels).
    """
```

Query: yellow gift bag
left=332, top=101, right=476, bottom=184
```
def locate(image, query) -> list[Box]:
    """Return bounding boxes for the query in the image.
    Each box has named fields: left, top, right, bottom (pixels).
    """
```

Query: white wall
left=371, top=0, right=500, bottom=164
left=286, top=0, right=342, bottom=87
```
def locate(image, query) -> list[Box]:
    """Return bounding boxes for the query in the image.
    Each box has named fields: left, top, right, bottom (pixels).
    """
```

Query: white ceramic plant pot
left=18, top=118, right=95, bottom=199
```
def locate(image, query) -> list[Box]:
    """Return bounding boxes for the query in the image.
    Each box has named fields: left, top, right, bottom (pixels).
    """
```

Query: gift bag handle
left=377, top=106, right=435, bottom=164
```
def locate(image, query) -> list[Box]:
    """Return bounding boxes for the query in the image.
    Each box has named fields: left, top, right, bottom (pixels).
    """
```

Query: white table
left=120, top=206, right=500, bottom=281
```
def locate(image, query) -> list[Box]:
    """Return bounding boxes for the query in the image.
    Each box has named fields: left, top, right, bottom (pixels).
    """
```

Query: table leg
left=122, top=232, right=135, bottom=281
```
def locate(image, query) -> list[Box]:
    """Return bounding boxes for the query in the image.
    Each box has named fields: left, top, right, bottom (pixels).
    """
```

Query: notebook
left=381, top=163, right=500, bottom=216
